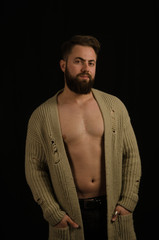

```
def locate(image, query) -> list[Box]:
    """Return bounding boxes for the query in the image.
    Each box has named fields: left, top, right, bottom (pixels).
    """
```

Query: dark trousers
left=79, top=196, right=107, bottom=240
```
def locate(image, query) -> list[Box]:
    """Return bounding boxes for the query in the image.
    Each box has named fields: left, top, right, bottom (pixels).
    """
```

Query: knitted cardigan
left=25, top=88, right=141, bottom=240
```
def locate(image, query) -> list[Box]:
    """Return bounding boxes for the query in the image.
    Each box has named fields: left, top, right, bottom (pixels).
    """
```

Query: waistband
left=79, top=195, right=106, bottom=210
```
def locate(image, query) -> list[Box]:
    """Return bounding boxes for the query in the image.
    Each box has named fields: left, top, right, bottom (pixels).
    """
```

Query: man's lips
left=80, top=75, right=89, bottom=78
left=78, top=74, right=91, bottom=79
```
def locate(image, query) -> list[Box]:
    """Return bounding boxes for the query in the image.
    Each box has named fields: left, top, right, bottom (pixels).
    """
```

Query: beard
left=64, top=67, right=95, bottom=94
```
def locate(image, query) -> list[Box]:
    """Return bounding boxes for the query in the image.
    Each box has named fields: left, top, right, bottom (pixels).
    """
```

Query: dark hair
left=61, top=35, right=101, bottom=60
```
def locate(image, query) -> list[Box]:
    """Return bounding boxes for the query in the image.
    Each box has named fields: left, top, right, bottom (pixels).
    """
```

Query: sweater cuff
left=46, top=210, right=66, bottom=226
left=117, top=196, right=138, bottom=213
left=41, top=202, right=66, bottom=226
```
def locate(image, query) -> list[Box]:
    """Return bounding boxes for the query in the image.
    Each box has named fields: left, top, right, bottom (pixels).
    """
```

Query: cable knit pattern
left=25, top=88, right=141, bottom=240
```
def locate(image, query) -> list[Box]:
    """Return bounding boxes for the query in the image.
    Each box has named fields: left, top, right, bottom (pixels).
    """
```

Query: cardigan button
left=54, top=152, right=60, bottom=163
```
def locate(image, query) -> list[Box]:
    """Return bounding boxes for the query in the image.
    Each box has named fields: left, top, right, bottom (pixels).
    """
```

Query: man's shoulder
left=28, top=91, right=60, bottom=122
left=92, top=88, right=125, bottom=108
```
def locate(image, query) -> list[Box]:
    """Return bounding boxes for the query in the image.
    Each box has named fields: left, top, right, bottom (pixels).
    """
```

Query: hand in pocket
left=112, top=205, right=131, bottom=222
left=55, top=215, right=79, bottom=229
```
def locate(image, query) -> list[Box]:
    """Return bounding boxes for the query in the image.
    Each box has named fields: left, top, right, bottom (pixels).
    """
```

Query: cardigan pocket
left=49, top=226, right=70, bottom=240
left=114, top=214, right=136, bottom=240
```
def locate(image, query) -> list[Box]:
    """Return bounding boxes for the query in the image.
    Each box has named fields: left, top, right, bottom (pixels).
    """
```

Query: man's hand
left=111, top=205, right=131, bottom=222
left=54, top=215, right=79, bottom=229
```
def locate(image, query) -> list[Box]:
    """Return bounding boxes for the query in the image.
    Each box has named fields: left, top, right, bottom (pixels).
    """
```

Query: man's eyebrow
left=74, top=57, right=96, bottom=62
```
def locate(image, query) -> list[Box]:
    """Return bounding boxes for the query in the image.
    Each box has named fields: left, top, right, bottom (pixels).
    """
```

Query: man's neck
left=58, top=85, right=94, bottom=106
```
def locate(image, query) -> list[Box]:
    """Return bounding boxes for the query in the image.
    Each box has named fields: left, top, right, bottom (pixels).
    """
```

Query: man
left=25, top=35, right=141, bottom=240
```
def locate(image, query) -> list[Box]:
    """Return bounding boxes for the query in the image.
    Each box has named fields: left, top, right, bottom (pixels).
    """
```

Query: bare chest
left=58, top=100, right=104, bottom=143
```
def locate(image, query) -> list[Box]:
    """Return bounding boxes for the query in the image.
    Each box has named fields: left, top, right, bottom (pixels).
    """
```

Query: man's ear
left=60, top=59, right=66, bottom=72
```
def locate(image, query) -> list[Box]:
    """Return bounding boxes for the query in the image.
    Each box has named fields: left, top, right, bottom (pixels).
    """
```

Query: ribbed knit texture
left=25, top=88, right=141, bottom=240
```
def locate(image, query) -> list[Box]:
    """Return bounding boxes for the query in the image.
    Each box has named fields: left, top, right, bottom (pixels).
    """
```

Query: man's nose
left=81, top=62, right=89, bottom=72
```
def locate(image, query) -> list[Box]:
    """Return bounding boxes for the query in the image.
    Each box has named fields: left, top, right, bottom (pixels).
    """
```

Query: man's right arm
left=25, top=116, right=66, bottom=226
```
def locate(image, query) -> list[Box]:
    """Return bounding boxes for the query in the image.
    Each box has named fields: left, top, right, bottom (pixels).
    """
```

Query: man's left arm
left=112, top=114, right=141, bottom=221
left=117, top=114, right=142, bottom=214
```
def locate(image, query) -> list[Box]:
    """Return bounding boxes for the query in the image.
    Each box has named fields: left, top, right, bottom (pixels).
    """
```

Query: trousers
left=79, top=196, right=107, bottom=240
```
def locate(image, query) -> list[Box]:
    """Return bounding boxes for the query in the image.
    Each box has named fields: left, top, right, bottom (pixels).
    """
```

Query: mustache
left=77, top=72, right=92, bottom=78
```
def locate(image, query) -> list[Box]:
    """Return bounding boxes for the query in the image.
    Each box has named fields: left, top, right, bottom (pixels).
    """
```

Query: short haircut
left=61, top=35, right=101, bottom=60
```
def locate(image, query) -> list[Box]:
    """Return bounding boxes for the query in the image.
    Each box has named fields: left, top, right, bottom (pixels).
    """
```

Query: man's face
left=61, top=45, right=97, bottom=94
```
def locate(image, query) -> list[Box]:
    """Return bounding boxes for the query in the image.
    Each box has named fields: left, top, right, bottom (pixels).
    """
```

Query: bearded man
left=25, top=35, right=141, bottom=240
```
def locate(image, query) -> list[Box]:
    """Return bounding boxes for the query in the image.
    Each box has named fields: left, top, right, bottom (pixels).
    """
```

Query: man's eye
left=89, top=62, right=95, bottom=66
left=74, top=60, right=81, bottom=64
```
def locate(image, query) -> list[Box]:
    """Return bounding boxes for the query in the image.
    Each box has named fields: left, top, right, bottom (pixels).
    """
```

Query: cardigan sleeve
left=117, top=107, right=142, bottom=212
left=25, top=112, right=66, bottom=226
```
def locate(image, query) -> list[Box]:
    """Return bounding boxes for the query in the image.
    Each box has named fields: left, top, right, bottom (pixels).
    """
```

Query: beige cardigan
left=25, top=88, right=141, bottom=240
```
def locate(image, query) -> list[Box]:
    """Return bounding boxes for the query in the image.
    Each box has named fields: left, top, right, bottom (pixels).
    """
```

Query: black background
left=2, top=0, right=159, bottom=239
